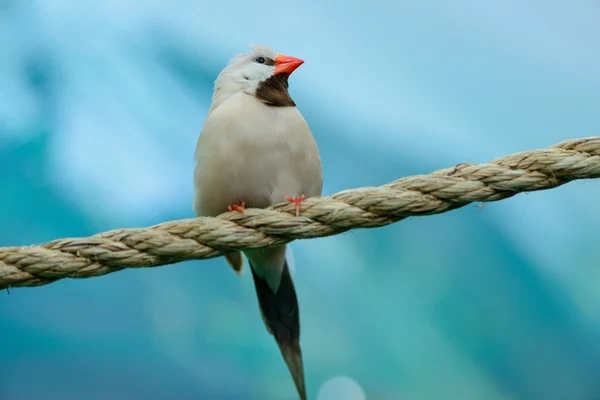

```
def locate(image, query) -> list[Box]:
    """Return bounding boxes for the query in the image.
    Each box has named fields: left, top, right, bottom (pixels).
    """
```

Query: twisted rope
left=2, top=137, right=599, bottom=290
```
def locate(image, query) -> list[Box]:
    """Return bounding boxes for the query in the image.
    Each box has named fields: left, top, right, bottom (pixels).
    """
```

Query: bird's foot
left=227, top=202, right=246, bottom=213
left=286, top=195, right=306, bottom=217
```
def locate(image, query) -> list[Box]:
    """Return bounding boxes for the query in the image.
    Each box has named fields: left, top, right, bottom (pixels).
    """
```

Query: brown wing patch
left=225, top=252, right=244, bottom=275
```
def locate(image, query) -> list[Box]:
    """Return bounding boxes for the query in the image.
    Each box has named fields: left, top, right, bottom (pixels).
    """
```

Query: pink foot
left=227, top=202, right=246, bottom=213
left=286, top=194, right=306, bottom=216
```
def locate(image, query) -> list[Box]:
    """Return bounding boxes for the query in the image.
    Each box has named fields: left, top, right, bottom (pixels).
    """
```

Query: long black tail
left=249, top=259, right=306, bottom=400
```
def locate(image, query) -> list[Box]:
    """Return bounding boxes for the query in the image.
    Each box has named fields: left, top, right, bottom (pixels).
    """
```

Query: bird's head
left=210, top=45, right=304, bottom=111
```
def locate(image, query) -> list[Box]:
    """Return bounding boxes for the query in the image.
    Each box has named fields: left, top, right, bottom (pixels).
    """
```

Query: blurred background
left=1, top=1, right=600, bottom=399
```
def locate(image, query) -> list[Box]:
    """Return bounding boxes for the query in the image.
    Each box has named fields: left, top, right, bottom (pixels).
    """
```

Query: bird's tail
left=249, top=258, right=306, bottom=400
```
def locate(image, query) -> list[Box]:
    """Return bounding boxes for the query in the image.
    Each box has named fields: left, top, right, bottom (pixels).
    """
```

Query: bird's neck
left=255, top=73, right=296, bottom=107
left=209, top=73, right=295, bottom=115
left=209, top=80, right=243, bottom=114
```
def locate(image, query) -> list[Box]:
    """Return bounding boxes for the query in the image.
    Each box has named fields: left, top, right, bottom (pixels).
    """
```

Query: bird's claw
left=227, top=202, right=246, bottom=213
left=286, top=195, right=306, bottom=216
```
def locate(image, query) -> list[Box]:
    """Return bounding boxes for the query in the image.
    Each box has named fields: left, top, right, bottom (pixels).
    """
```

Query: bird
left=192, top=45, right=323, bottom=400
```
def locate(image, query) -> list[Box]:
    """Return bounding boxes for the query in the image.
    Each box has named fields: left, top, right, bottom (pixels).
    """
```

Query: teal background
left=1, top=1, right=600, bottom=399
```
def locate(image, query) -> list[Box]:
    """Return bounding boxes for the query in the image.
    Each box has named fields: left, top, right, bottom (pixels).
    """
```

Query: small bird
left=193, top=45, right=323, bottom=400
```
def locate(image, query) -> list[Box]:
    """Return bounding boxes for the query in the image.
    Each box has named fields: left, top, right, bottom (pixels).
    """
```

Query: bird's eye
left=255, top=56, right=266, bottom=64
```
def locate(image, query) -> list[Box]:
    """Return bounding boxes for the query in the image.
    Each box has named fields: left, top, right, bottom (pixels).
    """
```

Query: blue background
left=1, top=1, right=600, bottom=399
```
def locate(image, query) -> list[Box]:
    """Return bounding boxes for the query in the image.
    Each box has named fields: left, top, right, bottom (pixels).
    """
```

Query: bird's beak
left=274, top=54, right=304, bottom=75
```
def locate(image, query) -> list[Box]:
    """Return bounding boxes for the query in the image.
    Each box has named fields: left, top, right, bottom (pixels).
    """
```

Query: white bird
left=193, top=45, right=323, bottom=400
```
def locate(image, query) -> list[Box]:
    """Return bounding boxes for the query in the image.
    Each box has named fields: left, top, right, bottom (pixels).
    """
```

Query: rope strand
left=1, top=136, right=599, bottom=290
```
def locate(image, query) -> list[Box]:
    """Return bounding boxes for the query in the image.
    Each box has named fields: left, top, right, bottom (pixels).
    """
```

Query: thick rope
left=1, top=137, right=599, bottom=290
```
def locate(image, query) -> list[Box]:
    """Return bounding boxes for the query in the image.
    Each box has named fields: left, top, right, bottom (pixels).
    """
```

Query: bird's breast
left=194, top=94, right=322, bottom=217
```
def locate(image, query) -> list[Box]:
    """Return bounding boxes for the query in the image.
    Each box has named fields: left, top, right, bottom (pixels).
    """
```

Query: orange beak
left=274, top=54, right=304, bottom=75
